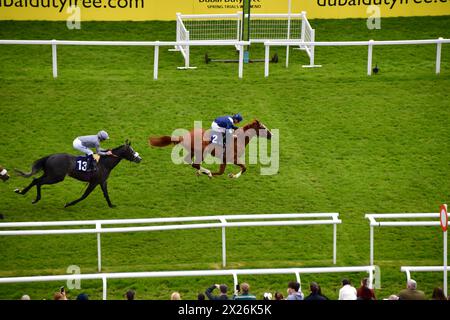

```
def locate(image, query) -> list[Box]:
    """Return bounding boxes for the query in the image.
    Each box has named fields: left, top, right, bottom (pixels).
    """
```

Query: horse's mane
left=241, top=119, right=259, bottom=131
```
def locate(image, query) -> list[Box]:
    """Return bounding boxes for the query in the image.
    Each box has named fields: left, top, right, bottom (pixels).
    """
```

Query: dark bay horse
left=0, top=165, right=10, bottom=182
left=14, top=141, right=142, bottom=208
left=149, top=119, right=272, bottom=178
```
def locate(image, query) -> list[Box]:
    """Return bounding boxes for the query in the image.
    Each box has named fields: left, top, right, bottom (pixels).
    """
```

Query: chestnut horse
left=0, top=165, right=9, bottom=182
left=149, top=119, right=272, bottom=178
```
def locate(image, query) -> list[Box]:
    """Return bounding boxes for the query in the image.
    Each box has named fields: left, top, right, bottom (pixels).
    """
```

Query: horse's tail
left=149, top=136, right=182, bottom=147
left=15, top=156, right=50, bottom=178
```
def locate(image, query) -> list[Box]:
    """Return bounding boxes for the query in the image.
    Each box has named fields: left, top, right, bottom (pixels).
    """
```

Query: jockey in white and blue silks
left=211, top=114, right=243, bottom=146
left=72, top=130, right=112, bottom=170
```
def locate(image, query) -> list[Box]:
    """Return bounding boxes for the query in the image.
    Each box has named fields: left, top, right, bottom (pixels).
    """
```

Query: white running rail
left=0, top=266, right=376, bottom=300
left=365, top=213, right=440, bottom=265
left=0, top=39, right=249, bottom=79
left=0, top=213, right=342, bottom=271
left=264, top=38, right=449, bottom=77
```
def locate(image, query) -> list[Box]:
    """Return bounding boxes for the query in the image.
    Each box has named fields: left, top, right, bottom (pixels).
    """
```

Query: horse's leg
left=32, top=175, right=65, bottom=204
left=100, top=181, right=115, bottom=208
left=229, top=163, right=247, bottom=179
left=212, top=164, right=227, bottom=176
left=189, top=151, right=212, bottom=178
left=15, top=178, right=39, bottom=195
left=64, top=182, right=98, bottom=208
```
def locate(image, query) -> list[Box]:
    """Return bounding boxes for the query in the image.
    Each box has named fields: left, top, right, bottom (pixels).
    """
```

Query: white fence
left=0, top=213, right=341, bottom=271
left=0, top=266, right=376, bottom=300
left=264, top=38, right=450, bottom=76
left=0, top=39, right=249, bottom=79
left=365, top=213, right=440, bottom=265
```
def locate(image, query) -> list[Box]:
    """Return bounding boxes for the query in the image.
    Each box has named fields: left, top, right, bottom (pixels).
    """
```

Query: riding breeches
left=73, top=138, right=94, bottom=156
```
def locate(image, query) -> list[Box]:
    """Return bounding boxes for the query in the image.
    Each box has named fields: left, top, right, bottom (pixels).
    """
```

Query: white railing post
left=309, top=29, right=316, bottom=66
left=444, top=221, right=448, bottom=297
left=368, top=267, right=374, bottom=289
left=436, top=37, right=443, bottom=75
left=220, top=218, right=227, bottom=267
left=264, top=43, right=270, bottom=77
left=286, top=0, right=292, bottom=68
left=232, top=273, right=238, bottom=293
left=185, top=31, right=190, bottom=68
left=368, top=40, right=374, bottom=76
left=301, top=11, right=306, bottom=42
left=153, top=42, right=159, bottom=80
left=370, top=225, right=374, bottom=265
left=51, top=39, right=57, bottom=78
left=102, top=276, right=107, bottom=300
left=96, top=223, right=102, bottom=272
left=333, top=223, right=337, bottom=264
left=238, top=44, right=244, bottom=79
left=295, top=271, right=301, bottom=291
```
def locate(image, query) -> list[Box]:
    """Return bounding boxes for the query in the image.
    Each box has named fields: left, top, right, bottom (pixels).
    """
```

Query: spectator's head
left=171, top=292, right=181, bottom=300
left=407, top=279, right=417, bottom=290
left=219, top=284, right=228, bottom=295
left=76, top=293, right=89, bottom=301
left=197, top=293, right=206, bottom=301
left=287, top=281, right=300, bottom=294
left=274, top=291, right=284, bottom=300
left=125, top=289, right=135, bottom=300
left=432, top=287, right=447, bottom=300
left=342, top=279, right=351, bottom=286
left=310, top=282, right=320, bottom=294
left=263, top=292, right=273, bottom=300
left=53, top=292, right=67, bottom=300
left=241, top=283, right=250, bottom=294
left=361, top=278, right=369, bottom=288
left=20, top=295, right=30, bottom=300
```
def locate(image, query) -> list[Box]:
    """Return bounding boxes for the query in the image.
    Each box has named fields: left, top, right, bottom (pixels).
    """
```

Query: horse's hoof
left=109, top=204, right=117, bottom=208
left=14, top=188, right=21, bottom=194
left=208, top=173, right=213, bottom=179
left=196, top=171, right=201, bottom=176
left=228, top=173, right=234, bottom=178
left=64, top=203, right=70, bottom=208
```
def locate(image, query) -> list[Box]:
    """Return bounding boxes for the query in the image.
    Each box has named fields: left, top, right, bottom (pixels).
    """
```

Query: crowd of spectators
left=17, top=278, right=449, bottom=300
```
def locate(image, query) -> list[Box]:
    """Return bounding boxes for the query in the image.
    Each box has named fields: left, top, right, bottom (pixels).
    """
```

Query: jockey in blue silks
left=210, top=114, right=243, bottom=146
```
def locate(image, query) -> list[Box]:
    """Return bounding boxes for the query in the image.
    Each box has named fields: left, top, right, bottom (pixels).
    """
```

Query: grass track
left=0, top=16, right=449, bottom=300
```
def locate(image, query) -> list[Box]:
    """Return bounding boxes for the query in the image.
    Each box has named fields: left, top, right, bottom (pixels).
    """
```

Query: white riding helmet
left=98, top=130, right=109, bottom=141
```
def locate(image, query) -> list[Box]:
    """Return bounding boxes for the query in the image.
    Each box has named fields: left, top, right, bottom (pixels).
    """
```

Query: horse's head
left=0, top=165, right=10, bottom=182
left=113, top=140, right=142, bottom=163
left=248, top=119, right=273, bottom=140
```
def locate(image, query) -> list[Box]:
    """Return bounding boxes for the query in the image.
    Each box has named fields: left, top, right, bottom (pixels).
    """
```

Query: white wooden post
left=333, top=223, right=337, bottom=264
left=52, top=39, right=57, bottom=78
left=153, top=43, right=159, bottom=80
left=370, top=226, right=374, bottom=265
left=220, top=218, right=227, bottom=267
left=368, top=40, right=374, bottom=76
left=444, top=204, right=448, bottom=297
left=264, top=44, right=270, bottom=77
left=436, top=37, right=443, bottom=75
left=96, top=223, right=102, bottom=272
left=238, top=45, right=244, bottom=79
left=102, top=276, right=107, bottom=300
left=286, top=0, right=292, bottom=68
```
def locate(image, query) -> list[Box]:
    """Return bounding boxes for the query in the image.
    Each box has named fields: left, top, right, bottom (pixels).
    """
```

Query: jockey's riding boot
left=87, top=155, right=97, bottom=172
left=222, top=133, right=227, bottom=150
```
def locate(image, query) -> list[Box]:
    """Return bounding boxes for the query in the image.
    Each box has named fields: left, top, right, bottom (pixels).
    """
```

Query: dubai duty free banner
left=0, top=0, right=449, bottom=20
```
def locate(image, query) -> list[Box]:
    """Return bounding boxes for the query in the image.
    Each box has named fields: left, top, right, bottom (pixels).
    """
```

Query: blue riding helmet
left=232, top=113, right=243, bottom=123
left=97, top=130, right=109, bottom=141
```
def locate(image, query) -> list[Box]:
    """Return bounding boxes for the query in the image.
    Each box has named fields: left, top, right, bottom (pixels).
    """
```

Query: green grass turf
left=0, top=16, right=449, bottom=300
